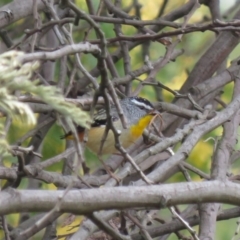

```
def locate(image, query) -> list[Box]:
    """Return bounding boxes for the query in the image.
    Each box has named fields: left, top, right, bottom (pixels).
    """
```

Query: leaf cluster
left=0, top=50, right=90, bottom=156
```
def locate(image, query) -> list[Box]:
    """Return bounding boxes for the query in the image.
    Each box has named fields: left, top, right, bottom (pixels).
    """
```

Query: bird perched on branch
left=61, top=96, right=158, bottom=155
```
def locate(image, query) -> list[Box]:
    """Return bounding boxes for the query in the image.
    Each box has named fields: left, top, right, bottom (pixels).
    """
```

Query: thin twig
left=87, top=212, right=131, bottom=240
left=169, top=207, right=200, bottom=240
left=1, top=215, right=10, bottom=240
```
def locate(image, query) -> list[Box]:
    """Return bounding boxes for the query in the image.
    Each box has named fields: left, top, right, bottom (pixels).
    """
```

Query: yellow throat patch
left=130, top=115, right=154, bottom=139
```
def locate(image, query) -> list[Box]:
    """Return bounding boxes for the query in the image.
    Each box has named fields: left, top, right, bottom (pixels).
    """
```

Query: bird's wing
left=61, top=106, right=119, bottom=139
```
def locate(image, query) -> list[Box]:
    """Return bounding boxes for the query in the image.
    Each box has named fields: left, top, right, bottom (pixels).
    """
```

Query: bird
left=61, top=96, right=158, bottom=155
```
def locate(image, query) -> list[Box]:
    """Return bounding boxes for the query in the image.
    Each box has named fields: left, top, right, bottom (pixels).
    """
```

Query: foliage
left=0, top=51, right=90, bottom=156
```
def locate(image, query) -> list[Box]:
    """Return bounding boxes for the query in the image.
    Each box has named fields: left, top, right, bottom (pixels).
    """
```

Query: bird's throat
left=130, top=115, right=154, bottom=139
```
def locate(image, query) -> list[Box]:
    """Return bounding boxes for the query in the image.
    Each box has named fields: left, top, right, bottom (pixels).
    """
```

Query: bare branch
left=1, top=181, right=240, bottom=215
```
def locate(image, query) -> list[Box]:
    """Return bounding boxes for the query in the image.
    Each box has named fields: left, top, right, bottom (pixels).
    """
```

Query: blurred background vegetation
left=1, top=0, right=240, bottom=239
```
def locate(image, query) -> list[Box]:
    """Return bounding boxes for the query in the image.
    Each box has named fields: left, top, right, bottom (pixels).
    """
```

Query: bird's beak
left=150, top=109, right=159, bottom=115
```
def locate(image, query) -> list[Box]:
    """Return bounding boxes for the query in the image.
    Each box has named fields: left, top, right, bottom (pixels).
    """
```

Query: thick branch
left=1, top=181, right=240, bottom=215
left=0, top=0, right=58, bottom=29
